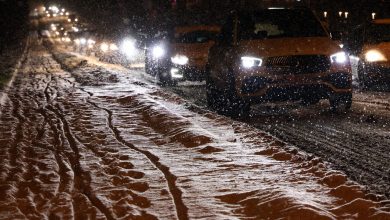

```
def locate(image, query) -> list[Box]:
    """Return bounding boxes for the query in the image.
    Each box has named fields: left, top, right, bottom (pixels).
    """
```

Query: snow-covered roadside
left=51, top=48, right=390, bottom=219
left=0, top=37, right=29, bottom=108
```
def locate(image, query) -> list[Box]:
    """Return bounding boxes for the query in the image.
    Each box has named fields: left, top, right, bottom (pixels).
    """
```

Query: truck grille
left=265, top=55, right=331, bottom=74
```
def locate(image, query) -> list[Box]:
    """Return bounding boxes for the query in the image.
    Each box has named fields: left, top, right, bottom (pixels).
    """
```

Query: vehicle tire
left=329, top=93, right=352, bottom=112
left=145, top=55, right=156, bottom=76
left=206, top=68, right=221, bottom=109
left=358, top=62, right=370, bottom=90
left=156, top=70, right=176, bottom=87
left=208, top=70, right=250, bottom=118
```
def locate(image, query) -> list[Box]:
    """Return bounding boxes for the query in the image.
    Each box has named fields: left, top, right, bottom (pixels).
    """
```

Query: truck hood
left=172, top=42, right=214, bottom=57
left=238, top=37, right=341, bottom=58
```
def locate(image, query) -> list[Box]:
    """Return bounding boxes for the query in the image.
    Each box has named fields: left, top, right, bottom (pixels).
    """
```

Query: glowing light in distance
left=120, top=39, right=136, bottom=58
left=365, top=50, right=387, bottom=62
left=100, top=43, right=109, bottom=52
left=109, top=43, right=118, bottom=51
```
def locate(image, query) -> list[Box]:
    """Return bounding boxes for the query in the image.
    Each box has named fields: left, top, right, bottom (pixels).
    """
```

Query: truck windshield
left=239, top=9, right=327, bottom=40
left=174, top=31, right=218, bottom=43
left=365, top=24, right=390, bottom=43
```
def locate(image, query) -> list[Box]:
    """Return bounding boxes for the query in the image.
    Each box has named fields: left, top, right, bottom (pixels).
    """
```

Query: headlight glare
left=171, top=55, right=189, bottom=65
left=109, top=43, right=118, bottom=51
left=365, top=50, right=387, bottom=62
left=120, top=39, right=136, bottom=58
left=330, top=52, right=347, bottom=64
left=241, top=56, right=262, bottom=68
left=79, top=38, right=86, bottom=45
left=152, top=45, right=165, bottom=59
left=87, top=39, right=95, bottom=45
left=100, top=43, right=109, bottom=52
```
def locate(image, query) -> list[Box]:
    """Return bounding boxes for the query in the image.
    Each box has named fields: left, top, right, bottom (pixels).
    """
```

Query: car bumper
left=236, top=67, right=352, bottom=102
left=170, top=65, right=206, bottom=81
left=363, top=63, right=390, bottom=82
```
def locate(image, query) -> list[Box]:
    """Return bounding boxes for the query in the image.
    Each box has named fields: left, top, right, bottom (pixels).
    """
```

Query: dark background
left=0, top=0, right=29, bottom=53
left=1, top=0, right=389, bottom=51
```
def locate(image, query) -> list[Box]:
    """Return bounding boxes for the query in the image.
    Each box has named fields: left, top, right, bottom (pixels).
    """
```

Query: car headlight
left=330, top=52, right=347, bottom=64
left=87, top=39, right=95, bottom=45
left=80, top=38, right=86, bottom=45
left=120, top=39, right=136, bottom=58
left=241, top=56, right=263, bottom=68
left=100, top=43, right=109, bottom=52
left=365, top=50, right=387, bottom=62
left=171, top=55, right=188, bottom=65
left=109, top=43, right=118, bottom=51
left=152, top=45, right=165, bottom=59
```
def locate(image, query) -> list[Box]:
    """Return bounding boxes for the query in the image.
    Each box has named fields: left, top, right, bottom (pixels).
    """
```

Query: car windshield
left=174, top=31, right=218, bottom=43
left=239, top=10, right=327, bottom=40
left=365, top=24, right=390, bottom=43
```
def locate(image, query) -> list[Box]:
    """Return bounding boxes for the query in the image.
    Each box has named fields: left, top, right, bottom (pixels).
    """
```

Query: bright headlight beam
left=100, top=43, right=109, bottom=52
left=330, top=52, right=347, bottom=64
left=365, top=50, right=387, bottom=62
left=171, top=55, right=189, bottom=65
left=109, top=43, right=118, bottom=51
left=87, top=39, right=95, bottom=45
left=120, top=39, right=136, bottom=58
left=152, top=45, right=165, bottom=59
left=80, top=38, right=86, bottom=45
left=241, top=56, right=263, bottom=68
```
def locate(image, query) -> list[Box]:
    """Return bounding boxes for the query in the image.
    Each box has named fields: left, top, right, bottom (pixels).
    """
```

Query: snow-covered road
left=1, top=38, right=390, bottom=219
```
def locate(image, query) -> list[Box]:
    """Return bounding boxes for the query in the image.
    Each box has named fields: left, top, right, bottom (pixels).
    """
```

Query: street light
left=345, top=12, right=349, bottom=19
left=372, top=12, right=376, bottom=20
left=338, top=11, right=343, bottom=17
left=323, top=11, right=327, bottom=18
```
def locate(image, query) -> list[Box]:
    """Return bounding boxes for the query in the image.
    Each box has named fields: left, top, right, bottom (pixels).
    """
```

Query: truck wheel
left=145, top=56, right=157, bottom=76
left=330, top=93, right=352, bottom=112
left=358, top=63, right=370, bottom=90
left=156, top=70, right=176, bottom=87
left=206, top=71, right=221, bottom=109
left=206, top=71, right=250, bottom=118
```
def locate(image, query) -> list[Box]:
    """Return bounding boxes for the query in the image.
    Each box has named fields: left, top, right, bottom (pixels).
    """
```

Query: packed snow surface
left=1, top=37, right=390, bottom=219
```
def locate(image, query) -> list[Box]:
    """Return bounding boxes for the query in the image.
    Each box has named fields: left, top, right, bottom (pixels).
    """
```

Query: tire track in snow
left=46, top=104, right=115, bottom=220
left=259, top=121, right=390, bottom=197
left=86, top=99, right=189, bottom=220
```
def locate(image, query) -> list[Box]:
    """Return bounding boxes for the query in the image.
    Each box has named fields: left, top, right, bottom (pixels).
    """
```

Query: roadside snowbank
left=51, top=48, right=390, bottom=219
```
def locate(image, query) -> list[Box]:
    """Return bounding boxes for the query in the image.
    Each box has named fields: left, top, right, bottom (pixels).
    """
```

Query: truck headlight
left=241, top=56, right=262, bottom=68
left=152, top=45, right=165, bottom=59
left=79, top=38, right=86, bottom=45
left=100, top=43, right=109, bottom=52
left=171, top=55, right=188, bottom=65
left=365, top=50, right=387, bottom=62
left=87, top=39, right=95, bottom=45
left=109, top=43, right=118, bottom=51
left=120, top=39, right=136, bottom=58
left=330, top=52, right=347, bottom=64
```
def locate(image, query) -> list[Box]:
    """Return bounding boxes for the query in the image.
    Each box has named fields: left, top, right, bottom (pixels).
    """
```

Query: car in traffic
left=206, top=8, right=352, bottom=116
left=144, top=36, right=173, bottom=85
left=355, top=19, right=390, bottom=89
left=170, top=25, right=220, bottom=82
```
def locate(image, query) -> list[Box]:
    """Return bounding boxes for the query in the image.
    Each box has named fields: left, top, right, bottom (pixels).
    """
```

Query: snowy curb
left=0, top=37, right=29, bottom=111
